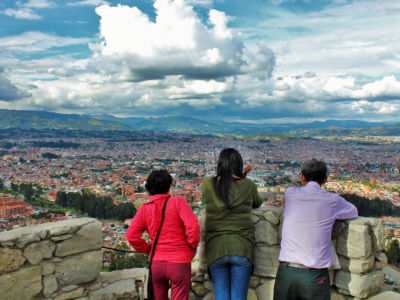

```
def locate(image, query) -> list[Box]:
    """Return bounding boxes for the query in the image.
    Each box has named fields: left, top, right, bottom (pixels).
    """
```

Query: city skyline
left=1, top=0, right=400, bottom=123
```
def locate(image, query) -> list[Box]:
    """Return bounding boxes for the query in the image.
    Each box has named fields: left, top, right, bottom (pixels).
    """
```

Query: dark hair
left=213, top=148, right=243, bottom=208
left=301, top=158, right=328, bottom=185
left=145, top=169, right=173, bottom=195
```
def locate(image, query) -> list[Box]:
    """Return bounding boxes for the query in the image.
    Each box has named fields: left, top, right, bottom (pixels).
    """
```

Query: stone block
left=0, top=247, right=25, bottom=274
left=15, top=233, right=41, bottom=248
left=334, top=270, right=383, bottom=299
left=192, top=282, right=207, bottom=296
left=376, top=252, right=387, bottom=264
left=255, top=220, right=279, bottom=246
left=338, top=255, right=375, bottom=274
left=51, top=234, right=74, bottom=242
left=202, top=292, right=215, bottom=300
left=88, top=279, right=138, bottom=300
left=249, top=275, right=260, bottom=288
left=204, top=280, right=213, bottom=291
left=1, top=241, right=14, bottom=247
left=254, top=245, right=280, bottom=277
left=263, top=210, right=279, bottom=225
left=55, top=221, right=103, bottom=257
left=366, top=218, right=385, bottom=252
left=41, top=260, right=55, bottom=276
left=62, top=284, right=79, bottom=292
left=251, top=214, right=260, bottom=224
left=330, top=288, right=353, bottom=300
left=55, top=287, right=84, bottom=300
left=256, top=279, right=275, bottom=300
left=336, top=223, right=371, bottom=259
left=50, top=227, right=76, bottom=237
left=43, top=274, right=58, bottom=297
left=55, top=250, right=102, bottom=285
left=247, top=288, right=257, bottom=300
left=0, top=265, right=42, bottom=300
left=23, top=240, right=56, bottom=265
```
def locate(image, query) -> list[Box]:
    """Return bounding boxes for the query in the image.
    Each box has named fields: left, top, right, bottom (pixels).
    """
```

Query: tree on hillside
left=0, top=178, right=3, bottom=190
left=386, top=239, right=400, bottom=266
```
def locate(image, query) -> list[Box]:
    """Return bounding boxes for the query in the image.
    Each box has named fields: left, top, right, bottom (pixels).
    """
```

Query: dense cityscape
left=0, top=132, right=399, bottom=260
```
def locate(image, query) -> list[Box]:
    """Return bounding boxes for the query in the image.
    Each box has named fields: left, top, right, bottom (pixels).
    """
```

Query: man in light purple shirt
left=273, top=158, right=358, bottom=300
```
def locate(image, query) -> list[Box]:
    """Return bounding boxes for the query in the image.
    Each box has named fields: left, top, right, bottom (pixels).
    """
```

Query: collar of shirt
left=304, top=181, right=322, bottom=191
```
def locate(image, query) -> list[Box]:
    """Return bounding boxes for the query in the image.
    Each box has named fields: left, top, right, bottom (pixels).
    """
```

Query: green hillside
left=0, top=109, right=132, bottom=131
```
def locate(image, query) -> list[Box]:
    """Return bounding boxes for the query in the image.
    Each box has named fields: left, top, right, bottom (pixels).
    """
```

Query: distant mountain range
left=0, top=109, right=399, bottom=136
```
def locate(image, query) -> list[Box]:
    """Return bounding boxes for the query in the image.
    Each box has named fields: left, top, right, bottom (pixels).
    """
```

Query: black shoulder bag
left=146, top=197, right=169, bottom=300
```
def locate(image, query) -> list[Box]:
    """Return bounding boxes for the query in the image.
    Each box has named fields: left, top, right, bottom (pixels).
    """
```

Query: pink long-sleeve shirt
left=279, top=181, right=358, bottom=269
left=126, top=194, right=200, bottom=263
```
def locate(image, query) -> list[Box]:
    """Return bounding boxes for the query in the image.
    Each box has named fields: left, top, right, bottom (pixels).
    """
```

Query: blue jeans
left=209, top=255, right=252, bottom=300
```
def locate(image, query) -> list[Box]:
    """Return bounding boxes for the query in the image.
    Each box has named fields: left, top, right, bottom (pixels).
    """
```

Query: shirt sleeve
left=177, top=198, right=201, bottom=249
left=335, top=195, right=358, bottom=220
left=126, top=207, right=151, bottom=254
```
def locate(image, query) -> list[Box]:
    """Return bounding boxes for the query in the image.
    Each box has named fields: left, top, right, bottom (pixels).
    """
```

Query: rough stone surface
left=334, top=270, right=383, bottom=298
left=41, top=260, right=55, bottom=276
left=0, top=218, right=94, bottom=240
left=247, top=288, right=257, bottom=300
left=338, top=255, right=375, bottom=274
left=55, top=250, right=102, bottom=285
left=256, top=279, right=275, bottom=300
left=264, top=210, right=280, bottom=225
left=254, top=245, right=280, bottom=277
left=1, top=241, right=14, bottom=247
left=62, top=284, right=79, bottom=292
left=98, top=268, right=147, bottom=284
left=50, top=227, right=76, bottom=237
left=0, top=247, right=25, bottom=274
left=255, top=220, right=279, bottom=246
left=337, top=223, right=372, bottom=259
left=43, top=274, right=58, bottom=297
left=204, top=280, right=213, bottom=291
left=54, top=287, right=84, bottom=300
left=23, top=240, right=56, bottom=265
left=369, top=291, right=400, bottom=300
left=330, top=289, right=353, bottom=300
left=55, top=221, right=103, bottom=257
left=88, top=279, right=138, bottom=300
left=0, top=265, right=42, bottom=300
left=365, top=218, right=385, bottom=252
left=249, top=275, right=260, bottom=288
left=16, top=233, right=41, bottom=248
left=376, top=252, right=387, bottom=263
left=51, top=234, right=74, bottom=242
left=202, top=292, right=215, bottom=300
left=192, top=282, right=207, bottom=296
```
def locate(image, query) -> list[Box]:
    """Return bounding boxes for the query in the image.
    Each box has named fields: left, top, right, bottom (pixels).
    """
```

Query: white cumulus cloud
left=94, top=0, right=275, bottom=81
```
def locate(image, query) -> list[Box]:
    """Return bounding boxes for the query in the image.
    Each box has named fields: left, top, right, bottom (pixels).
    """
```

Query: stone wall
left=0, top=206, right=386, bottom=300
left=0, top=218, right=139, bottom=300
left=190, top=206, right=386, bottom=300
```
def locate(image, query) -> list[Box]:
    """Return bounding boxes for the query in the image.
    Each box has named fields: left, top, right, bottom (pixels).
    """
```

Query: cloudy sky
left=1, top=0, right=400, bottom=123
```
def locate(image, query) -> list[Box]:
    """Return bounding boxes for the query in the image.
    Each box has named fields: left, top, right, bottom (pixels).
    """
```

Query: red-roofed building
left=0, top=194, right=30, bottom=218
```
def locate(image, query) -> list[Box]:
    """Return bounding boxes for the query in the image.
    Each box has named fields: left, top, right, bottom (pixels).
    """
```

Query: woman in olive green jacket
left=201, top=148, right=262, bottom=300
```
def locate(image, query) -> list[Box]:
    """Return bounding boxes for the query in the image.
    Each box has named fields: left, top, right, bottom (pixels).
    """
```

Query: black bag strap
left=148, top=196, right=170, bottom=267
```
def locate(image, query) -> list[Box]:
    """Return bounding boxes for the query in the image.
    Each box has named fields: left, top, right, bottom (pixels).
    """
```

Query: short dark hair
left=145, top=169, right=172, bottom=195
left=301, top=158, right=328, bottom=185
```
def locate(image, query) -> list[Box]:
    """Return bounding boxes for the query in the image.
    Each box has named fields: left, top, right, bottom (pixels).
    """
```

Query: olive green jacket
left=201, top=177, right=262, bottom=266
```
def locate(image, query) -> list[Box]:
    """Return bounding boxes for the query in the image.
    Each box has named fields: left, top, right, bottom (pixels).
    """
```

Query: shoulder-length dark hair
left=213, top=148, right=243, bottom=208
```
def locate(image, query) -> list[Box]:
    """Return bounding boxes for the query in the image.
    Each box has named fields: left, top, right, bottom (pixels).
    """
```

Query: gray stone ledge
left=0, top=218, right=97, bottom=244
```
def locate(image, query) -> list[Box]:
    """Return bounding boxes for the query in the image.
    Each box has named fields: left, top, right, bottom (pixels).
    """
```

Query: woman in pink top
left=126, top=169, right=200, bottom=300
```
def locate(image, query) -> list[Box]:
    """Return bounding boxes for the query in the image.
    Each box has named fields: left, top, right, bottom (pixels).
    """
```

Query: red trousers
left=151, top=261, right=191, bottom=300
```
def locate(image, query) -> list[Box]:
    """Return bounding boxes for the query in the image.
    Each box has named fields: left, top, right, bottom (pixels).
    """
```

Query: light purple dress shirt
left=279, top=181, right=358, bottom=269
